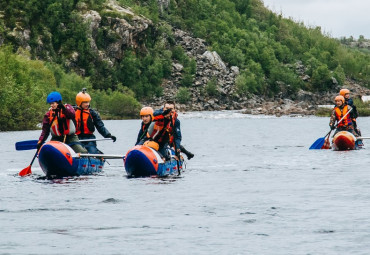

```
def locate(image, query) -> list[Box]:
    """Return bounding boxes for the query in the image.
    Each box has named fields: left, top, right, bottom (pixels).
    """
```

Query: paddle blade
left=19, top=165, right=32, bottom=176
left=15, top=140, right=38, bottom=151
left=321, top=137, right=331, bottom=149
left=309, top=137, right=325, bottom=150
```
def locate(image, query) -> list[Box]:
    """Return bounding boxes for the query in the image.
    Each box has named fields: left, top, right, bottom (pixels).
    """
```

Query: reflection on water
left=1, top=113, right=370, bottom=254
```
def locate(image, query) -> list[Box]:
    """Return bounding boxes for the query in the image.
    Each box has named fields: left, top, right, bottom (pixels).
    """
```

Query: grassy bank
left=315, top=98, right=370, bottom=117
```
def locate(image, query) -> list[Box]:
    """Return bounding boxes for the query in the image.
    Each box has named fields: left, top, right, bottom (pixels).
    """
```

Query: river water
left=1, top=111, right=370, bottom=255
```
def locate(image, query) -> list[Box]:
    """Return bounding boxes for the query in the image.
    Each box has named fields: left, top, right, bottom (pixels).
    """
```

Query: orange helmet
left=76, top=89, right=91, bottom=106
left=140, top=107, right=153, bottom=120
left=339, top=89, right=350, bottom=97
left=334, top=95, right=345, bottom=103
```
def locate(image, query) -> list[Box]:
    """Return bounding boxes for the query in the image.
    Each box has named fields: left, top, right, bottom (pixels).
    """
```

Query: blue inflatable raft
left=124, top=145, right=183, bottom=177
left=38, top=141, right=104, bottom=177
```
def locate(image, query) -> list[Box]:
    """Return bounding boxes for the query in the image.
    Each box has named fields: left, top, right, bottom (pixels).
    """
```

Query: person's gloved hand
left=37, top=141, right=43, bottom=150
left=111, top=135, right=116, bottom=142
left=162, top=108, right=172, bottom=116
left=107, top=134, right=116, bottom=142
left=330, top=124, right=336, bottom=130
left=58, top=101, right=65, bottom=110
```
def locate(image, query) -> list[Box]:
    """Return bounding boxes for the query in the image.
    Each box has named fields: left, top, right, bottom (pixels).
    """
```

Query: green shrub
left=181, top=73, right=194, bottom=87
left=235, top=73, right=248, bottom=96
left=353, top=98, right=370, bottom=116
left=0, top=46, right=56, bottom=131
left=236, top=64, right=265, bottom=95
left=172, top=45, right=186, bottom=63
left=46, top=63, right=93, bottom=105
left=358, top=108, right=370, bottom=116
left=205, top=78, right=219, bottom=96
left=333, top=65, right=346, bottom=85
left=311, top=64, right=333, bottom=91
left=189, top=58, right=197, bottom=75
left=96, top=88, right=141, bottom=119
left=176, top=87, right=191, bottom=104
left=315, top=107, right=332, bottom=117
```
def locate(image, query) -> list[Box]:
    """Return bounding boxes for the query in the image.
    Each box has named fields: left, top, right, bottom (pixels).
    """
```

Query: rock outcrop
left=148, top=29, right=241, bottom=111
left=75, top=1, right=152, bottom=70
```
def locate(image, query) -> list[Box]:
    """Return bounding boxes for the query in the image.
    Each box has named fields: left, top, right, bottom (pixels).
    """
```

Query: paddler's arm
left=63, top=104, right=76, bottom=119
left=90, top=109, right=111, bottom=137
left=153, top=108, right=163, bottom=117
left=38, top=112, right=51, bottom=144
left=136, top=125, right=144, bottom=145
left=347, top=105, right=357, bottom=123
left=329, top=109, right=336, bottom=129
left=351, top=105, right=358, bottom=119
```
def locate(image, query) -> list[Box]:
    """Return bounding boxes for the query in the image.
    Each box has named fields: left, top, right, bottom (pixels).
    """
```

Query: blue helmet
left=46, top=91, right=62, bottom=103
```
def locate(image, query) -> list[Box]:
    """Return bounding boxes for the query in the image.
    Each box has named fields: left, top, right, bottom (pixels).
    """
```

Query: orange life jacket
left=149, top=112, right=178, bottom=144
left=75, top=108, right=95, bottom=135
left=48, top=108, right=76, bottom=137
left=334, top=105, right=352, bottom=127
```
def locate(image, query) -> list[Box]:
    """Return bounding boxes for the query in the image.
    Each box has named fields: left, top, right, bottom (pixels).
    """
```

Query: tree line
left=1, top=0, right=370, bottom=130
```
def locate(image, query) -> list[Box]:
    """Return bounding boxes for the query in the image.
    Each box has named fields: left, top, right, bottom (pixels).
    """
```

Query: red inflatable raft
left=332, top=131, right=357, bottom=151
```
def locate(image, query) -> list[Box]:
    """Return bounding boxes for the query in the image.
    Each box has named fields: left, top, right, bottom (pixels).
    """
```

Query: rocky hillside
left=148, top=29, right=370, bottom=115
left=1, top=0, right=370, bottom=120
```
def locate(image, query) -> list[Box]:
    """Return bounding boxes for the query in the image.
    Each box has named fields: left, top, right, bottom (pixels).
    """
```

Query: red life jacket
left=48, top=108, right=76, bottom=137
left=149, top=112, right=178, bottom=144
left=75, top=108, right=95, bottom=135
left=334, top=105, right=352, bottom=127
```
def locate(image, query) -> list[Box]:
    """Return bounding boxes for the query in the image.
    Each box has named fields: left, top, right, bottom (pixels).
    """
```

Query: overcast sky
left=262, top=0, right=370, bottom=39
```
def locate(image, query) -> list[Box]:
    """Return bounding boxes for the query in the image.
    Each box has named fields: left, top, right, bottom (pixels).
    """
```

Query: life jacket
left=334, top=105, right=352, bottom=127
left=139, top=122, right=151, bottom=141
left=149, top=112, right=178, bottom=144
left=75, top=108, right=95, bottom=135
left=48, top=107, right=76, bottom=137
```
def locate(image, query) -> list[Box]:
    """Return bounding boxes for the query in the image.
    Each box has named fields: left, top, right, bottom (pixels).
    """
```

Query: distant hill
left=1, top=0, right=370, bottom=130
left=340, top=36, right=370, bottom=53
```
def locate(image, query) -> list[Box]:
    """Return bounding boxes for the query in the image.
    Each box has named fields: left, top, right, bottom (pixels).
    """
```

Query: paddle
left=309, top=108, right=352, bottom=150
left=77, top=153, right=124, bottom=159
left=19, top=150, right=39, bottom=176
left=15, top=140, right=39, bottom=151
left=79, top=138, right=113, bottom=142
left=15, top=138, right=113, bottom=151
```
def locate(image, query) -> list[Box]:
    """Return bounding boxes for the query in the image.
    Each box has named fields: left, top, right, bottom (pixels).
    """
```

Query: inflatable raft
left=124, top=145, right=183, bottom=177
left=332, top=131, right=363, bottom=151
left=38, top=141, right=104, bottom=177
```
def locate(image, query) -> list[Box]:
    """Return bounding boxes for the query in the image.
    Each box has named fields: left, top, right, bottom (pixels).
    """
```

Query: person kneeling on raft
left=329, top=95, right=356, bottom=136
left=136, top=107, right=154, bottom=146
left=74, top=89, right=116, bottom=154
left=152, top=101, right=194, bottom=160
left=339, top=88, right=361, bottom=137
left=37, top=91, right=87, bottom=153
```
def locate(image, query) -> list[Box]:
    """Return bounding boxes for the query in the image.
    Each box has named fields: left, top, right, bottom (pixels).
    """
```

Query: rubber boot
left=180, top=145, right=194, bottom=160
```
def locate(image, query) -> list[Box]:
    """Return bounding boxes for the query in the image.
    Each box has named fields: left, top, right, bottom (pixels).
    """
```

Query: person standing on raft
left=329, top=95, right=356, bottom=136
left=74, top=89, right=116, bottom=154
left=37, top=91, right=87, bottom=153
